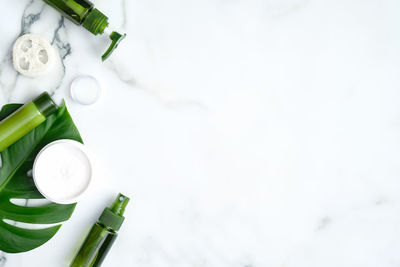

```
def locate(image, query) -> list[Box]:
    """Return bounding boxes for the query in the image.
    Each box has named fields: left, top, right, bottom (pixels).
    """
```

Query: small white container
left=70, top=75, right=102, bottom=105
left=33, top=140, right=92, bottom=204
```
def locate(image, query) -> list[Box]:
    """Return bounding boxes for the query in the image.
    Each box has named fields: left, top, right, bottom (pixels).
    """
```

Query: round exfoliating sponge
left=13, top=34, right=55, bottom=78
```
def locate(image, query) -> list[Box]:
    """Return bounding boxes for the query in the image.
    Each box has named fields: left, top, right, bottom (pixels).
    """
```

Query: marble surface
left=1, top=0, right=400, bottom=266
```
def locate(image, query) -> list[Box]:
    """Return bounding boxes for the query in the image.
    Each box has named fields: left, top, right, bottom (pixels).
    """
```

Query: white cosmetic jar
left=33, top=140, right=92, bottom=204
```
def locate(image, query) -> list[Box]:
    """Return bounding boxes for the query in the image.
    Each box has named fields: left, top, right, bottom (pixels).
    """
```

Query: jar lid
left=70, top=75, right=102, bottom=105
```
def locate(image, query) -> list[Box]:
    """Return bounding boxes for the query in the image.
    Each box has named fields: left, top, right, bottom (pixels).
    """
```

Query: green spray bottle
left=70, top=193, right=130, bottom=267
left=43, top=0, right=126, bottom=61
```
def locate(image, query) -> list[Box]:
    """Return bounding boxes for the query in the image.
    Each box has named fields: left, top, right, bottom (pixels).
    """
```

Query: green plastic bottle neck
left=81, top=8, right=126, bottom=61
left=82, top=8, right=109, bottom=35
left=32, top=92, right=58, bottom=117
left=98, top=193, right=130, bottom=231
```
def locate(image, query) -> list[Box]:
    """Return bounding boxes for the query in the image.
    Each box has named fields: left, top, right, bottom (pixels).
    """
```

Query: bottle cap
left=33, top=92, right=58, bottom=117
left=98, top=193, right=130, bottom=231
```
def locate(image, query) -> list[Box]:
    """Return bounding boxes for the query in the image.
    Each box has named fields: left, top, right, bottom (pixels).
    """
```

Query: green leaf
left=0, top=102, right=82, bottom=253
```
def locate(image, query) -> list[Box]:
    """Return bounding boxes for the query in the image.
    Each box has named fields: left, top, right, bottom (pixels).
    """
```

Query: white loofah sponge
left=13, top=34, right=55, bottom=78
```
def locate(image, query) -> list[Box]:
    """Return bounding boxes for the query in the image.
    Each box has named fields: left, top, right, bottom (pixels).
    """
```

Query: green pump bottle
left=43, top=0, right=126, bottom=61
left=70, top=193, right=130, bottom=267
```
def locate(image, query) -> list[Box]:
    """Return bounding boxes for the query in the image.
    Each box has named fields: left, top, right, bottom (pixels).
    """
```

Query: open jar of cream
left=33, top=139, right=92, bottom=204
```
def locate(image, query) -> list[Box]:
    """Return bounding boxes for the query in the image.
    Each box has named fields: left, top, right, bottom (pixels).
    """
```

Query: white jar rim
left=70, top=75, right=102, bottom=105
left=32, top=140, right=92, bottom=204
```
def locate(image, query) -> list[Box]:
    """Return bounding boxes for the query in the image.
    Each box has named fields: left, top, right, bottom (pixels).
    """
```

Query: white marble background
left=1, top=0, right=400, bottom=266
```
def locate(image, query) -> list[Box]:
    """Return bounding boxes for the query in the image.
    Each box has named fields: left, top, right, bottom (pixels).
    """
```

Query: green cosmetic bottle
left=0, top=92, right=57, bottom=152
left=43, top=0, right=126, bottom=61
left=71, top=193, right=130, bottom=267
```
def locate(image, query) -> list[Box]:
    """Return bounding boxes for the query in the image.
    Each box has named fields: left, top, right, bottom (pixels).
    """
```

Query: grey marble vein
left=20, top=0, right=45, bottom=36
left=49, top=16, right=72, bottom=95
left=0, top=254, right=6, bottom=267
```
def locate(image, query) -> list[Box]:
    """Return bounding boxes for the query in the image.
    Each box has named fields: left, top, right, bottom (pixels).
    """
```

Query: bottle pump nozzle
left=43, top=0, right=126, bottom=61
left=81, top=8, right=126, bottom=61
left=98, top=193, right=130, bottom=231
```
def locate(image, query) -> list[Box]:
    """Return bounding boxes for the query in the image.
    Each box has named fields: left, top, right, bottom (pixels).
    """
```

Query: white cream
left=33, top=140, right=92, bottom=204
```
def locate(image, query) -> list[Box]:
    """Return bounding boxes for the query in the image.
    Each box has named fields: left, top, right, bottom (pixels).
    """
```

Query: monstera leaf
left=0, top=101, right=82, bottom=253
